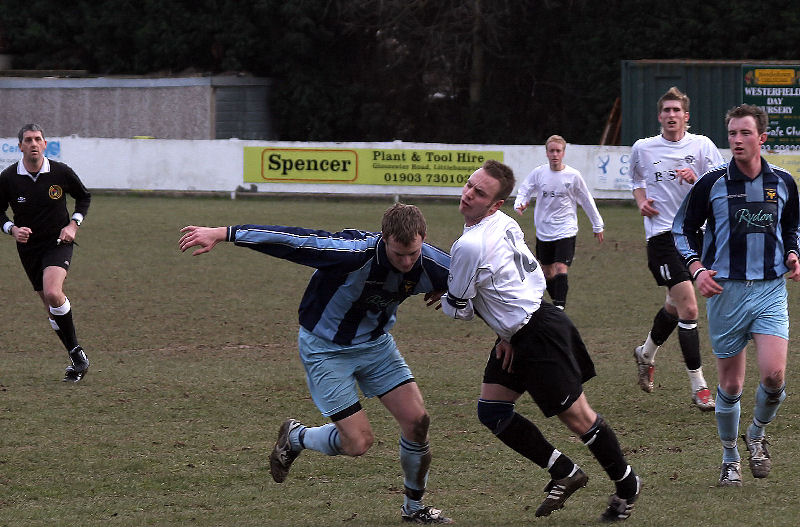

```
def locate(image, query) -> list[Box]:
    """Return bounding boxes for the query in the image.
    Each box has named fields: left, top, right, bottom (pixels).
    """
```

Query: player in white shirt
left=630, top=87, right=725, bottom=411
left=440, top=160, right=640, bottom=522
left=514, top=135, right=604, bottom=309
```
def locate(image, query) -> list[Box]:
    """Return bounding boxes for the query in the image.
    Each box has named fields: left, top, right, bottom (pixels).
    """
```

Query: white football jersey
left=513, top=164, right=604, bottom=241
left=630, top=132, right=724, bottom=240
left=442, top=210, right=546, bottom=340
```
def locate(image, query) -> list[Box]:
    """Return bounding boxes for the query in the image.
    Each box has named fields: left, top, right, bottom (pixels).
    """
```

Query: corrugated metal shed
left=621, top=60, right=800, bottom=147
left=212, top=76, right=274, bottom=140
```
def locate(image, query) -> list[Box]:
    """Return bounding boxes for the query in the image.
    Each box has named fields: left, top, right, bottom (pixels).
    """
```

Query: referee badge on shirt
left=48, top=185, right=63, bottom=199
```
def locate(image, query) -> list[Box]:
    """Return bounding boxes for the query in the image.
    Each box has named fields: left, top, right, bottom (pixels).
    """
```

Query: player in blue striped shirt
left=179, top=203, right=453, bottom=523
left=673, top=104, right=800, bottom=488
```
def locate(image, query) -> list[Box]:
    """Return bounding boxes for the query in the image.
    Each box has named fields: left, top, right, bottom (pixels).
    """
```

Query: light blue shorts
left=706, top=278, right=789, bottom=359
left=298, top=327, right=414, bottom=417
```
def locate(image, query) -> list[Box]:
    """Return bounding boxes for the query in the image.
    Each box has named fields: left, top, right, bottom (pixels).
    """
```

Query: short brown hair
left=725, top=104, right=768, bottom=135
left=481, top=159, right=515, bottom=202
left=381, top=203, right=427, bottom=244
left=658, top=86, right=690, bottom=113
left=18, top=123, right=45, bottom=144
left=545, top=135, right=567, bottom=150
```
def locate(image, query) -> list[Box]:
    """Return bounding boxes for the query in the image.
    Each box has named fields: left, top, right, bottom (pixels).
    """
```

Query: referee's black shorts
left=646, top=231, right=691, bottom=287
left=483, top=302, right=596, bottom=417
left=17, top=240, right=74, bottom=291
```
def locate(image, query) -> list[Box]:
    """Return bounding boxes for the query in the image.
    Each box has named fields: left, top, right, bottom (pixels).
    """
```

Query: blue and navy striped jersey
left=672, top=157, right=800, bottom=280
left=227, top=224, right=451, bottom=345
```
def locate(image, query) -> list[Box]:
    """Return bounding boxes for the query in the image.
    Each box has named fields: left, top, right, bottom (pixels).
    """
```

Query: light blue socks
left=289, top=423, right=343, bottom=456
left=747, top=383, right=786, bottom=440
left=716, top=386, right=742, bottom=463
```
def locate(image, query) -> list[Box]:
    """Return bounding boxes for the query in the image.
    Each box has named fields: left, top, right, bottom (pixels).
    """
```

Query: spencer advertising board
left=243, top=147, right=503, bottom=187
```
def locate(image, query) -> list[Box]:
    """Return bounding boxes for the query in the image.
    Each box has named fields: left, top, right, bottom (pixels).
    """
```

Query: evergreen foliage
left=1, top=1, right=799, bottom=143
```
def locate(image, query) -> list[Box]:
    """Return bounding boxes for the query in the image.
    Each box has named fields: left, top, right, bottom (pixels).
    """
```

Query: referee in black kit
left=1, top=124, right=92, bottom=382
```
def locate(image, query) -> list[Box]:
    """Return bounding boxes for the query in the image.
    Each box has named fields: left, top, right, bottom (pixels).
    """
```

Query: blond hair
left=658, top=86, right=690, bottom=113
left=545, top=135, right=567, bottom=150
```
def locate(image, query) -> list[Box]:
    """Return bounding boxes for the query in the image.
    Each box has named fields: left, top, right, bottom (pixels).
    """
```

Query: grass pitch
left=1, top=194, right=800, bottom=526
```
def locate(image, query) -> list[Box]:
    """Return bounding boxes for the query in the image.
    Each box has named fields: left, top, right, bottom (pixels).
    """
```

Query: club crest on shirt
left=48, top=185, right=63, bottom=199
left=403, top=280, right=416, bottom=294
left=765, top=188, right=777, bottom=202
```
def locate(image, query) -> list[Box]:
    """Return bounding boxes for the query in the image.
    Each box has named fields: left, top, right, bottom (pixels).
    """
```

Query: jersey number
left=505, top=229, right=538, bottom=281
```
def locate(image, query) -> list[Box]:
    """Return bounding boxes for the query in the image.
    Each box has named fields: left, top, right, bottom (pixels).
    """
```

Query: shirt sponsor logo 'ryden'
left=733, top=202, right=778, bottom=234
left=49, top=185, right=63, bottom=199
left=736, top=208, right=774, bottom=228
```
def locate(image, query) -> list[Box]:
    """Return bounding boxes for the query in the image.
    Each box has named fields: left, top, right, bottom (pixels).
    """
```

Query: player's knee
left=682, top=305, right=699, bottom=320
left=43, top=289, right=64, bottom=308
left=477, top=399, right=515, bottom=435
left=719, top=379, right=744, bottom=397
left=410, top=412, right=430, bottom=441
left=343, top=431, right=374, bottom=457
left=764, top=371, right=785, bottom=392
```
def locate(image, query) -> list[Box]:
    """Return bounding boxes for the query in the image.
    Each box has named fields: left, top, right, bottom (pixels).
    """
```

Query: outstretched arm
left=179, top=225, right=227, bottom=255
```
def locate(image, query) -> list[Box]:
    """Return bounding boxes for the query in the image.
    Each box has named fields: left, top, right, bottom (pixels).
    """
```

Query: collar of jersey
left=17, top=157, right=51, bottom=178
left=726, top=156, right=772, bottom=181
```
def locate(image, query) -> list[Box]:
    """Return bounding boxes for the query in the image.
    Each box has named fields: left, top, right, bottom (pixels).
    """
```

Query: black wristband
left=692, top=267, right=708, bottom=281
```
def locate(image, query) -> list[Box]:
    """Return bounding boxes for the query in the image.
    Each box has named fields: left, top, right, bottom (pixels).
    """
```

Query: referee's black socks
left=49, top=298, right=79, bottom=351
left=48, top=318, right=70, bottom=350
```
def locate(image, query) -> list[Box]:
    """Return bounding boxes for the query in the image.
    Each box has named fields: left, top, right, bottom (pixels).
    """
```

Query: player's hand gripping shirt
left=513, top=164, right=604, bottom=241
left=673, top=158, right=800, bottom=280
left=630, top=132, right=724, bottom=240
left=441, top=211, right=546, bottom=340
left=227, top=224, right=450, bottom=346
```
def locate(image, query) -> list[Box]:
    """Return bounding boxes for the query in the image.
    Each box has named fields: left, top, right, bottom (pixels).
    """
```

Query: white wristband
left=692, top=267, right=708, bottom=281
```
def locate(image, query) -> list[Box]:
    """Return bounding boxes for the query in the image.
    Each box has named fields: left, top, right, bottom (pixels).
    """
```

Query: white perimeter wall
left=0, top=137, right=735, bottom=200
